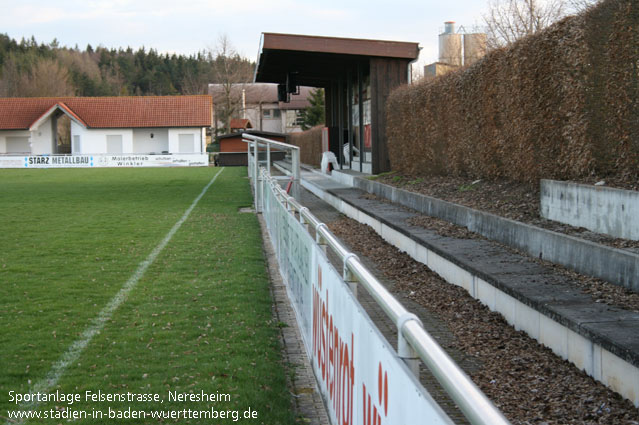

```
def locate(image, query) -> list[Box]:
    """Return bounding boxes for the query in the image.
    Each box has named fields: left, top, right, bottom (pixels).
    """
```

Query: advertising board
left=261, top=178, right=452, bottom=425
left=0, top=154, right=208, bottom=168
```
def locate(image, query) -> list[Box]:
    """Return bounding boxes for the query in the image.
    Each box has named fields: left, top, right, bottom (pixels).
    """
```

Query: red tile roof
left=230, top=118, right=252, bottom=130
left=0, top=96, right=212, bottom=130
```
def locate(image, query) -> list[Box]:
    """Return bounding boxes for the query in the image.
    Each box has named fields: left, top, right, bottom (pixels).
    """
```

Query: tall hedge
left=288, top=125, right=323, bottom=167
left=387, top=0, right=639, bottom=182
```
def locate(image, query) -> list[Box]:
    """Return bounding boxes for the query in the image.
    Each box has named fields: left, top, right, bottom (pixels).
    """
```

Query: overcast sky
left=0, top=0, right=494, bottom=68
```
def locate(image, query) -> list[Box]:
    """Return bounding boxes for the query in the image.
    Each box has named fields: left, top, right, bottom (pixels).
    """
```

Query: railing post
left=343, top=253, right=359, bottom=297
left=397, top=313, right=422, bottom=376
left=266, top=143, right=271, bottom=175
left=246, top=139, right=252, bottom=180
left=299, top=207, right=309, bottom=231
left=291, top=148, right=300, bottom=200
left=253, top=141, right=259, bottom=212
left=315, top=223, right=328, bottom=254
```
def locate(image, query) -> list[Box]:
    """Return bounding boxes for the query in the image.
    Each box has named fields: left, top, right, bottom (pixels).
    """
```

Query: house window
left=178, top=134, right=195, bottom=153
left=106, top=135, right=123, bottom=154
left=73, top=135, right=81, bottom=154
left=263, top=109, right=280, bottom=119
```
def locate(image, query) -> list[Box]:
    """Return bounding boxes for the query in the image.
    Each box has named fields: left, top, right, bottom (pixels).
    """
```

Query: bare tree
left=210, top=34, right=254, bottom=135
left=0, top=56, right=74, bottom=97
left=566, top=0, right=601, bottom=12
left=20, top=58, right=75, bottom=97
left=182, top=68, right=209, bottom=95
left=483, top=0, right=568, bottom=48
left=0, top=56, right=22, bottom=97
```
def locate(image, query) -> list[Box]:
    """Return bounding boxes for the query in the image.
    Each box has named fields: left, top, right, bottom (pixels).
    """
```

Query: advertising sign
left=261, top=178, right=453, bottom=425
left=0, top=154, right=209, bottom=168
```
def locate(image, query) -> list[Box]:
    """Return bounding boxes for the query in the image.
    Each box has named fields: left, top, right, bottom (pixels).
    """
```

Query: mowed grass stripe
left=6, top=167, right=224, bottom=421
left=1, top=167, right=295, bottom=424
left=1, top=168, right=219, bottom=398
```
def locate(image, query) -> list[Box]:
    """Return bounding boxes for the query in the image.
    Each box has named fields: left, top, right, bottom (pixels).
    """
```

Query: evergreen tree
left=300, top=88, right=325, bottom=130
left=0, top=33, right=255, bottom=97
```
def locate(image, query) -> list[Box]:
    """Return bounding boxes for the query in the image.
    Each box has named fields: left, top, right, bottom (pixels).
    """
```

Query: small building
left=0, top=96, right=211, bottom=167
left=254, top=33, right=419, bottom=174
left=217, top=130, right=287, bottom=166
left=209, top=83, right=312, bottom=134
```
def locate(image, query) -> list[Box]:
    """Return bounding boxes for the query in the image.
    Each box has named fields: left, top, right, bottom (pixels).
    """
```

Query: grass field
left=0, top=167, right=295, bottom=424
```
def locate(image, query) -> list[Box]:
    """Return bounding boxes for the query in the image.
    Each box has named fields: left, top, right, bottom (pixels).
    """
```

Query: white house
left=0, top=96, right=212, bottom=159
left=208, top=83, right=312, bottom=134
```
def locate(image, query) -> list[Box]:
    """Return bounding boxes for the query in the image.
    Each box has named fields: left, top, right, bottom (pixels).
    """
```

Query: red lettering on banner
left=312, top=265, right=355, bottom=425
left=362, top=362, right=388, bottom=425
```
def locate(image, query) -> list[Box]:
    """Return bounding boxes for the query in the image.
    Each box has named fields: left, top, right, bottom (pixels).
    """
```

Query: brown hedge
left=387, top=0, right=639, bottom=182
left=288, top=125, right=323, bottom=167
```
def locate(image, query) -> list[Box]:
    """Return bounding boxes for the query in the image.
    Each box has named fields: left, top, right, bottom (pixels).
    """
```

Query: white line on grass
left=7, top=167, right=225, bottom=424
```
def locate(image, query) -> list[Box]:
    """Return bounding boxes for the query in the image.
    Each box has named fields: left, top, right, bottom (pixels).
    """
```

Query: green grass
left=0, top=167, right=294, bottom=424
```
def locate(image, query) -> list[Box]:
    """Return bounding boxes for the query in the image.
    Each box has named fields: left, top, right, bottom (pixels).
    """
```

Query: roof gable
left=29, top=102, right=88, bottom=131
left=230, top=118, right=252, bottom=130
left=0, top=96, right=212, bottom=130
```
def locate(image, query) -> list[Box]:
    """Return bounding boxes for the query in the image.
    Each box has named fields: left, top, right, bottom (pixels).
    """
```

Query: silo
left=438, top=21, right=462, bottom=67
left=463, top=33, right=487, bottom=65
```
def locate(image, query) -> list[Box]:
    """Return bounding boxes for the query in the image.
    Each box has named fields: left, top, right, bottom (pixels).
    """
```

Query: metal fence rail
left=243, top=133, right=300, bottom=209
left=244, top=134, right=511, bottom=425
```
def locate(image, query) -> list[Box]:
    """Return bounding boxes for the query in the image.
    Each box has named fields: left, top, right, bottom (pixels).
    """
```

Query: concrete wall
left=349, top=175, right=639, bottom=292
left=132, top=128, right=169, bottom=153
left=541, top=179, right=639, bottom=241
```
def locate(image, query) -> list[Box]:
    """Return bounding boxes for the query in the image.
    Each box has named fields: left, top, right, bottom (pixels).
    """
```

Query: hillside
left=0, top=34, right=254, bottom=97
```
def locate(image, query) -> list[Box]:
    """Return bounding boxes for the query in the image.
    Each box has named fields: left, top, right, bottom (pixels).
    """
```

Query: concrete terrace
left=273, top=161, right=639, bottom=408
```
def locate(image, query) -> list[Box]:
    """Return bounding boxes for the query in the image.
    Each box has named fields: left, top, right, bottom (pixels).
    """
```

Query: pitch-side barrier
left=243, top=133, right=510, bottom=425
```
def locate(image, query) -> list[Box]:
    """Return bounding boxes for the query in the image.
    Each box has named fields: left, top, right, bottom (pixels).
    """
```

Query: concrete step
left=278, top=164, right=639, bottom=407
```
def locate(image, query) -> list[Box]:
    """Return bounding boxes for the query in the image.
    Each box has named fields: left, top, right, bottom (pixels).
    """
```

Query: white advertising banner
left=261, top=177, right=453, bottom=425
left=0, top=154, right=208, bottom=168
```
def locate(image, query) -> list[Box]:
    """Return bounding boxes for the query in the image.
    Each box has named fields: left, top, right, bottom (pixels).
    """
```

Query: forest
left=0, top=33, right=255, bottom=97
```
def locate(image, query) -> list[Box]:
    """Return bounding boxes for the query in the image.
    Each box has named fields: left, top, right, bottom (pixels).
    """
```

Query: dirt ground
left=375, top=174, right=639, bottom=251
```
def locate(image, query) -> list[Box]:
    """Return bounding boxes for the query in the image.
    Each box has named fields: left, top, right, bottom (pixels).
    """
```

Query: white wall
left=0, top=130, right=31, bottom=154
left=66, top=124, right=205, bottom=155
left=1, top=117, right=55, bottom=155
left=168, top=128, right=203, bottom=154
left=132, top=128, right=169, bottom=153
left=71, top=122, right=133, bottom=154
left=30, top=119, right=54, bottom=154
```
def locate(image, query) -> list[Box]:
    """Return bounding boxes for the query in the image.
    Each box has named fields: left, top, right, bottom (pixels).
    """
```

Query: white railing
left=243, top=133, right=300, bottom=210
left=246, top=135, right=511, bottom=425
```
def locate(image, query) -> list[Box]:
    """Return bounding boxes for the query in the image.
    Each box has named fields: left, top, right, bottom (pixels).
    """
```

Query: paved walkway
left=259, top=213, right=330, bottom=425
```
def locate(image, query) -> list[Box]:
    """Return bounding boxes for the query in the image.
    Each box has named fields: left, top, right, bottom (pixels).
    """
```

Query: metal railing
left=246, top=135, right=511, bottom=425
left=243, top=133, right=300, bottom=210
